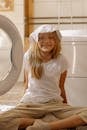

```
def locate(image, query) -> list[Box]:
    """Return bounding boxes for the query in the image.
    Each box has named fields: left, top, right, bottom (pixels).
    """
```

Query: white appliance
left=61, top=30, right=87, bottom=107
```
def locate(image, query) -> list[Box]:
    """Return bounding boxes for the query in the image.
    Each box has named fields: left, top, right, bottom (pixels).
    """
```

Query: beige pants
left=0, top=101, right=87, bottom=130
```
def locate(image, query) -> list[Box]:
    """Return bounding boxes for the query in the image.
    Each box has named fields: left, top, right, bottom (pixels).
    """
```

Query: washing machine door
left=0, top=15, right=23, bottom=96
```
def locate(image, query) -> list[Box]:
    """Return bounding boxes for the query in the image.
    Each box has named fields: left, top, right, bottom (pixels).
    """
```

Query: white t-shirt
left=21, top=52, right=69, bottom=104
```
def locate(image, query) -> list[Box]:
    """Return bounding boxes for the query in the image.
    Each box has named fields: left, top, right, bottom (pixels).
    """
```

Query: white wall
left=0, top=0, right=24, bottom=81
left=33, top=0, right=87, bottom=30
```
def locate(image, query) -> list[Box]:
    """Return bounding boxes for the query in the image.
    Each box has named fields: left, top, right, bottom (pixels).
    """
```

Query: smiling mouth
left=41, top=45, right=52, bottom=48
left=41, top=46, right=53, bottom=52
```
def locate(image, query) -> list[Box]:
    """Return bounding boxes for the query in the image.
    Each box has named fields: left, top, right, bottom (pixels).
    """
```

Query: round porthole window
left=0, top=15, right=23, bottom=96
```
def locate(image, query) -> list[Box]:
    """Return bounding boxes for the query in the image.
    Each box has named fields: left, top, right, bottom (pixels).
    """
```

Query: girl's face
left=38, top=32, right=57, bottom=52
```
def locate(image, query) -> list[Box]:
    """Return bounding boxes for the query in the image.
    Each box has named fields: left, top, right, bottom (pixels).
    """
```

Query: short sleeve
left=60, top=55, right=69, bottom=73
left=23, top=50, right=30, bottom=72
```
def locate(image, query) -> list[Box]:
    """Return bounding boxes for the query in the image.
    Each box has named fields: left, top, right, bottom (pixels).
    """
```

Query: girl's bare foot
left=26, top=119, right=51, bottom=130
left=19, top=117, right=35, bottom=129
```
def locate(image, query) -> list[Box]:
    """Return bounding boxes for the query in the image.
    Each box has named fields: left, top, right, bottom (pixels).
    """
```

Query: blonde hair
left=29, top=31, right=61, bottom=79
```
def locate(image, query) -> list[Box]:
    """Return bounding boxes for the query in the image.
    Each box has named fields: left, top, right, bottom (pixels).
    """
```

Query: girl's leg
left=0, top=104, right=36, bottom=130
left=42, top=102, right=87, bottom=130
left=25, top=115, right=85, bottom=130
left=49, top=114, right=86, bottom=130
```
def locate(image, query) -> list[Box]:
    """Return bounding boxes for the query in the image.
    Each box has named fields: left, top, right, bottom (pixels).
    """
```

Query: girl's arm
left=23, top=51, right=29, bottom=93
left=24, top=69, right=28, bottom=92
left=59, top=70, right=67, bottom=103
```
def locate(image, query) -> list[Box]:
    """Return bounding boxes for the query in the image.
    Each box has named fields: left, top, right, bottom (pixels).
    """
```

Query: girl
left=0, top=24, right=87, bottom=130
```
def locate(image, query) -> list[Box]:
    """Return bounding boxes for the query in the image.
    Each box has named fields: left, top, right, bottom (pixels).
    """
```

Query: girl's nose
left=44, top=38, right=50, bottom=43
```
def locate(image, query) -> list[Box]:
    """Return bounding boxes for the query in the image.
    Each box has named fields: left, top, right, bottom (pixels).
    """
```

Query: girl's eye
left=38, top=37, right=44, bottom=41
left=39, top=36, right=42, bottom=39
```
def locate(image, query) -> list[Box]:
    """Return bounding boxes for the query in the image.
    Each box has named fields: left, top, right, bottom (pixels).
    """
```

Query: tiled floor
left=0, top=82, right=25, bottom=106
